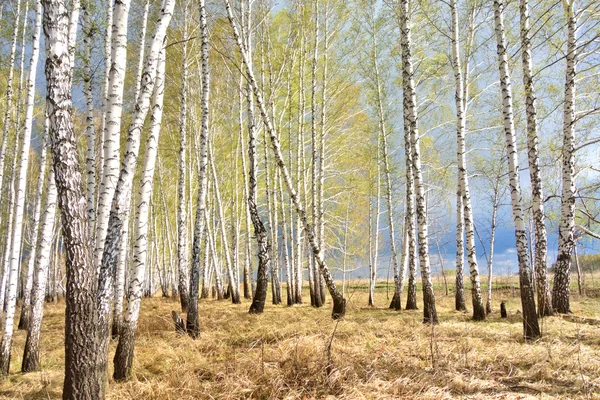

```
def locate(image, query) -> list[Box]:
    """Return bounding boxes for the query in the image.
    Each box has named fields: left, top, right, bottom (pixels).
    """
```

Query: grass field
left=1, top=280, right=599, bottom=399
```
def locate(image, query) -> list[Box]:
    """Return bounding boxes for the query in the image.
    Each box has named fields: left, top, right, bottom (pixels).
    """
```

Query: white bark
left=224, top=0, right=346, bottom=317
left=22, top=165, right=57, bottom=372
left=100, top=0, right=174, bottom=385
left=450, top=0, right=485, bottom=320
left=95, top=0, right=131, bottom=270
left=19, top=120, right=48, bottom=331
left=0, top=0, right=22, bottom=259
left=399, top=0, right=437, bottom=323
left=0, top=0, right=40, bottom=368
left=494, top=0, right=539, bottom=339
left=520, top=0, right=553, bottom=316
left=114, top=46, right=166, bottom=379
left=177, top=0, right=190, bottom=312
left=82, top=0, right=96, bottom=235
left=552, top=0, right=577, bottom=314
left=187, top=0, right=210, bottom=336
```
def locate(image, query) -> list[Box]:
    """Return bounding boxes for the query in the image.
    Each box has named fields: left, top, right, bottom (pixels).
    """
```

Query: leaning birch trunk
left=552, top=0, right=577, bottom=315
left=520, top=0, right=552, bottom=317
left=177, top=0, right=190, bottom=313
left=493, top=0, right=540, bottom=340
left=22, top=168, right=57, bottom=372
left=95, top=0, right=131, bottom=272
left=113, top=47, right=166, bottom=380
left=0, top=0, right=42, bottom=373
left=18, top=121, right=48, bottom=331
left=186, top=0, right=210, bottom=337
left=99, top=0, right=175, bottom=389
left=225, top=0, right=346, bottom=318
left=42, top=0, right=100, bottom=395
left=399, top=0, right=437, bottom=323
left=450, top=0, right=485, bottom=321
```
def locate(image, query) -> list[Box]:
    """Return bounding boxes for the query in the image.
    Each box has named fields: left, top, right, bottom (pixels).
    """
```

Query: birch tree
left=450, top=0, right=485, bottom=320
left=0, top=0, right=43, bottom=374
left=177, top=0, right=190, bottom=313
left=493, top=0, right=540, bottom=340
left=519, top=0, right=553, bottom=317
left=552, top=0, right=578, bottom=314
left=399, top=0, right=437, bottom=323
left=186, top=0, right=210, bottom=337
left=97, top=0, right=175, bottom=390
left=95, top=0, right=131, bottom=273
left=42, top=0, right=100, bottom=395
left=113, top=45, right=167, bottom=381
left=225, top=0, right=346, bottom=318
left=22, top=160, right=58, bottom=372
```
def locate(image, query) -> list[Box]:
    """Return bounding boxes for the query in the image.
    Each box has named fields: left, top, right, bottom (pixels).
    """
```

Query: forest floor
left=1, top=281, right=599, bottom=399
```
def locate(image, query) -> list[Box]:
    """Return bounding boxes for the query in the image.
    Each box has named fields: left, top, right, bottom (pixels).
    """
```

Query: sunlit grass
left=1, top=279, right=599, bottom=399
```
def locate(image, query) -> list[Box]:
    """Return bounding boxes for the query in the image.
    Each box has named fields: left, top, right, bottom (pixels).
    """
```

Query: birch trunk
left=95, top=0, right=131, bottom=271
left=310, top=0, right=323, bottom=308
left=0, top=0, right=42, bottom=373
left=241, top=0, right=272, bottom=314
left=455, top=189, right=466, bottom=311
left=450, top=0, right=484, bottom=320
left=83, top=0, right=96, bottom=234
left=18, top=119, right=48, bottom=331
left=494, top=0, right=540, bottom=339
left=22, top=167, right=57, bottom=372
left=317, top=0, right=329, bottom=306
left=99, top=0, right=175, bottom=388
left=113, top=46, right=166, bottom=380
left=111, top=204, right=130, bottom=338
left=399, top=0, right=437, bottom=323
left=239, top=79, right=253, bottom=300
left=369, top=158, right=381, bottom=307
left=520, top=0, right=552, bottom=317
left=98, top=0, right=113, bottom=176
left=0, top=0, right=22, bottom=272
left=42, top=0, right=100, bottom=395
left=209, top=143, right=241, bottom=304
left=225, top=0, right=346, bottom=318
left=177, top=0, right=190, bottom=313
left=486, top=184, right=499, bottom=314
left=552, top=0, right=577, bottom=315
left=186, top=0, right=210, bottom=336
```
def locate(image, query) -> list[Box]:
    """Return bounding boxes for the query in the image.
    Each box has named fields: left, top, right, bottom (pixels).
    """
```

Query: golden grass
left=1, top=284, right=599, bottom=399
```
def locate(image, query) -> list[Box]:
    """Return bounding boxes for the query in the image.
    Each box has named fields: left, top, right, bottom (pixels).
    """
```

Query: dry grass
left=1, top=283, right=600, bottom=399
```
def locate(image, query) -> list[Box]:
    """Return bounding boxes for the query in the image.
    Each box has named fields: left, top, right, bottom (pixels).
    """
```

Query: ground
left=1, top=281, right=599, bottom=399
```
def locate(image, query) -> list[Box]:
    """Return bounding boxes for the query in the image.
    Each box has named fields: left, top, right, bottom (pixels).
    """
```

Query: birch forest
left=0, top=0, right=599, bottom=398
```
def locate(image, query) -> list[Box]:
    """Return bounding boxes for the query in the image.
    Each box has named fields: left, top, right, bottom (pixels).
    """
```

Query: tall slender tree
left=552, top=0, right=578, bottom=315
left=399, top=0, right=437, bottom=324
left=493, top=0, right=540, bottom=340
